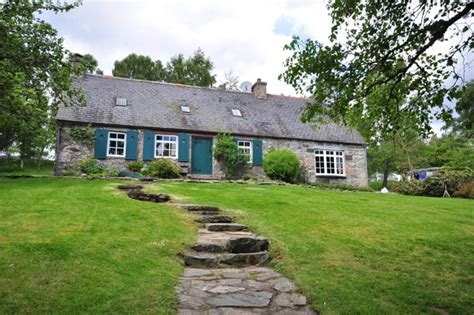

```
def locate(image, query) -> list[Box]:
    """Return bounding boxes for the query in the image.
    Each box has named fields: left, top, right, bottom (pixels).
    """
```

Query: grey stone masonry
left=56, top=121, right=367, bottom=187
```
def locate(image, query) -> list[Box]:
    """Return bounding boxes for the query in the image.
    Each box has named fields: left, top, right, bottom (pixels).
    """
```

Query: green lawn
left=1, top=179, right=472, bottom=314
left=148, top=182, right=474, bottom=314
left=0, top=178, right=195, bottom=314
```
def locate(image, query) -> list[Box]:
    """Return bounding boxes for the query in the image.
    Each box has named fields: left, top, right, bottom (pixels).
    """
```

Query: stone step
left=228, top=237, right=270, bottom=253
left=198, top=215, right=234, bottom=223
left=206, top=223, right=248, bottom=232
left=195, top=210, right=221, bottom=216
left=179, top=204, right=220, bottom=212
left=190, top=236, right=269, bottom=254
left=190, top=243, right=227, bottom=253
left=183, top=251, right=270, bottom=268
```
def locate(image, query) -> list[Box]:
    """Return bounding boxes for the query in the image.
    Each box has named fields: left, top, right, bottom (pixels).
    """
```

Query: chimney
left=251, top=78, right=267, bottom=99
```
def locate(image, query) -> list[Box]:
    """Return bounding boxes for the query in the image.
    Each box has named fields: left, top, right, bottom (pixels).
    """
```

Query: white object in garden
left=381, top=187, right=389, bottom=193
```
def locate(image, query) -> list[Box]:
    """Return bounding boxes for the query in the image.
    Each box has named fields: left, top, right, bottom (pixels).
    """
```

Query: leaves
left=280, top=1, right=474, bottom=138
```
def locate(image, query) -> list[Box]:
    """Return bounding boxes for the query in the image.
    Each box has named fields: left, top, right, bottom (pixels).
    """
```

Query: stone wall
left=55, top=122, right=368, bottom=186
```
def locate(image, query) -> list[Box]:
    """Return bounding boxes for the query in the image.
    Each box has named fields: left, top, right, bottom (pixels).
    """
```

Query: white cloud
left=41, top=0, right=332, bottom=95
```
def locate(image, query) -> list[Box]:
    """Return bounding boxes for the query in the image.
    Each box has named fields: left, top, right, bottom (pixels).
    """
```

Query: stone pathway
left=175, top=204, right=316, bottom=315
left=117, top=185, right=316, bottom=314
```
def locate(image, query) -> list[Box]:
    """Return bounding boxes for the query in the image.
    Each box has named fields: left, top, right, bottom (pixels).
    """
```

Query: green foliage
left=144, top=159, right=180, bottom=178
left=392, top=169, right=473, bottom=198
left=308, top=182, right=374, bottom=192
left=79, top=157, right=106, bottom=175
left=263, top=148, right=300, bottom=183
left=68, top=53, right=103, bottom=75
left=112, top=49, right=216, bottom=87
left=213, top=133, right=248, bottom=179
left=369, top=180, right=396, bottom=191
left=127, top=161, right=144, bottom=172
left=0, top=0, right=83, bottom=160
left=112, top=53, right=165, bottom=81
left=453, top=181, right=474, bottom=199
left=448, top=80, right=474, bottom=138
left=280, top=1, right=473, bottom=137
left=70, top=125, right=94, bottom=145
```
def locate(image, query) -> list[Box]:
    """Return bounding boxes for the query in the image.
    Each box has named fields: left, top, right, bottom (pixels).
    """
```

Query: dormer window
left=181, top=105, right=190, bottom=113
left=115, top=97, right=127, bottom=106
left=231, top=109, right=242, bottom=117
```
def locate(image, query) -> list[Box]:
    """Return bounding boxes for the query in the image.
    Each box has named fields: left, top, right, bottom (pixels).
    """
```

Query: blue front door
left=191, top=138, right=213, bottom=174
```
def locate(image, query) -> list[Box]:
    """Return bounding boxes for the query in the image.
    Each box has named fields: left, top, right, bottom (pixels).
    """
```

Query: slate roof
left=57, top=74, right=365, bottom=145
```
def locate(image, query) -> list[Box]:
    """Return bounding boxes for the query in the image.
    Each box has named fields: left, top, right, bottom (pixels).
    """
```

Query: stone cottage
left=55, top=74, right=368, bottom=186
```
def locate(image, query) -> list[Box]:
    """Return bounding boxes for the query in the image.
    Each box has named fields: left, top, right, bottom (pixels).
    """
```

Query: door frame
left=191, top=136, right=214, bottom=175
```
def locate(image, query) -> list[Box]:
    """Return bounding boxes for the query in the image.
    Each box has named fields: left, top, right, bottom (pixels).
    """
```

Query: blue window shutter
left=252, top=139, right=263, bottom=166
left=143, top=131, right=155, bottom=161
left=94, top=128, right=108, bottom=159
left=125, top=131, right=138, bottom=160
left=178, top=133, right=190, bottom=162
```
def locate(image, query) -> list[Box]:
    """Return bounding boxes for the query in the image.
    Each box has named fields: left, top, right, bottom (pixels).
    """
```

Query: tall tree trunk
left=37, top=146, right=45, bottom=170
left=383, top=159, right=390, bottom=188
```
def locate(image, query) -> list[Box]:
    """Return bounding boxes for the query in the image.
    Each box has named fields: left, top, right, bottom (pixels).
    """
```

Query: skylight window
left=181, top=105, right=190, bottom=113
left=115, top=97, right=127, bottom=106
left=231, top=109, right=242, bottom=117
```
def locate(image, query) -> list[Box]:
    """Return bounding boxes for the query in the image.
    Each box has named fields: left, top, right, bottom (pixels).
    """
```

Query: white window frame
left=231, top=109, right=242, bottom=117
left=238, top=140, right=252, bottom=163
left=107, top=131, right=127, bottom=158
left=314, top=149, right=345, bottom=176
left=154, top=134, right=179, bottom=159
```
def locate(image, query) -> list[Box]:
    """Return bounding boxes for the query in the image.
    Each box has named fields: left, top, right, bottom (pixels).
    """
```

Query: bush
left=369, top=180, right=396, bottom=191
left=263, top=148, right=300, bottom=183
left=422, top=169, right=471, bottom=197
left=308, top=182, right=373, bottom=192
left=144, top=159, right=180, bottom=178
left=454, top=181, right=474, bottom=199
left=214, top=133, right=248, bottom=179
left=127, top=161, right=144, bottom=172
left=391, top=180, right=425, bottom=196
left=79, top=157, right=106, bottom=175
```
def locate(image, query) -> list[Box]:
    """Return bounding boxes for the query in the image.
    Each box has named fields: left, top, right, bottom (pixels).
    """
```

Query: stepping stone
left=195, top=210, right=221, bottom=216
left=127, top=190, right=170, bottom=203
left=206, top=223, right=248, bottom=232
left=183, top=251, right=269, bottom=268
left=117, top=184, right=143, bottom=190
left=191, top=243, right=227, bottom=253
left=179, top=204, right=220, bottom=212
left=199, top=215, right=234, bottom=223
left=205, top=291, right=273, bottom=307
left=228, top=237, right=269, bottom=253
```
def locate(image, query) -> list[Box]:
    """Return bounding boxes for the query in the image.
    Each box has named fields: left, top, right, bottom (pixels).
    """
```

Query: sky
left=41, top=0, right=330, bottom=95
left=41, top=0, right=473, bottom=134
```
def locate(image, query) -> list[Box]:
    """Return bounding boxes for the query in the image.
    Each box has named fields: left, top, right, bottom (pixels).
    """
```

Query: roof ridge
left=83, top=73, right=304, bottom=99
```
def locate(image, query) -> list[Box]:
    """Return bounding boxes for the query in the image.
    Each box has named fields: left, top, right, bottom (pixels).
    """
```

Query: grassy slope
left=0, top=178, right=195, bottom=314
left=149, top=182, right=474, bottom=314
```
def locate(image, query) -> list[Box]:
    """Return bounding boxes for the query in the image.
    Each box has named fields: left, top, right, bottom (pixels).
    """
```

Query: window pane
left=117, top=141, right=124, bottom=148
left=117, top=133, right=125, bottom=139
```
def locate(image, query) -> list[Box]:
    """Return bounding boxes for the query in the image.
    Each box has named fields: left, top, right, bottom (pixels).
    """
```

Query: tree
left=280, top=1, right=474, bottom=138
left=450, top=80, right=474, bottom=138
left=213, top=133, right=248, bottom=179
left=165, top=49, right=216, bottom=87
left=218, top=70, right=240, bottom=91
left=0, top=0, right=83, bottom=166
left=112, top=53, right=165, bottom=81
left=68, top=53, right=103, bottom=75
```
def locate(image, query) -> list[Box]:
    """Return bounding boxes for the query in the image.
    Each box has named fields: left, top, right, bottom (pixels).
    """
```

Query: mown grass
left=0, top=178, right=196, bottom=314
left=149, top=181, right=474, bottom=314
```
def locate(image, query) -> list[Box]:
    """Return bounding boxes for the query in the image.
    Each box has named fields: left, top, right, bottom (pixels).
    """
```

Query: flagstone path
left=117, top=184, right=316, bottom=315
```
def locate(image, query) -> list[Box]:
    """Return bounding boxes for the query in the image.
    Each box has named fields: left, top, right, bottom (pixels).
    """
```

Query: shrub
left=214, top=133, right=249, bottom=179
left=263, top=148, right=300, bottom=183
left=127, top=161, right=144, bottom=172
left=369, top=180, right=396, bottom=191
left=144, top=159, right=180, bottom=178
left=79, top=157, right=106, bottom=175
left=308, top=182, right=373, bottom=192
left=454, top=181, right=474, bottom=199
left=391, top=180, right=425, bottom=196
left=70, top=124, right=94, bottom=145
left=422, top=169, right=472, bottom=197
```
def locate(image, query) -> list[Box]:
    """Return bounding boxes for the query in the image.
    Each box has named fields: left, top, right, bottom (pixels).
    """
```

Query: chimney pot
left=251, top=78, right=267, bottom=100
